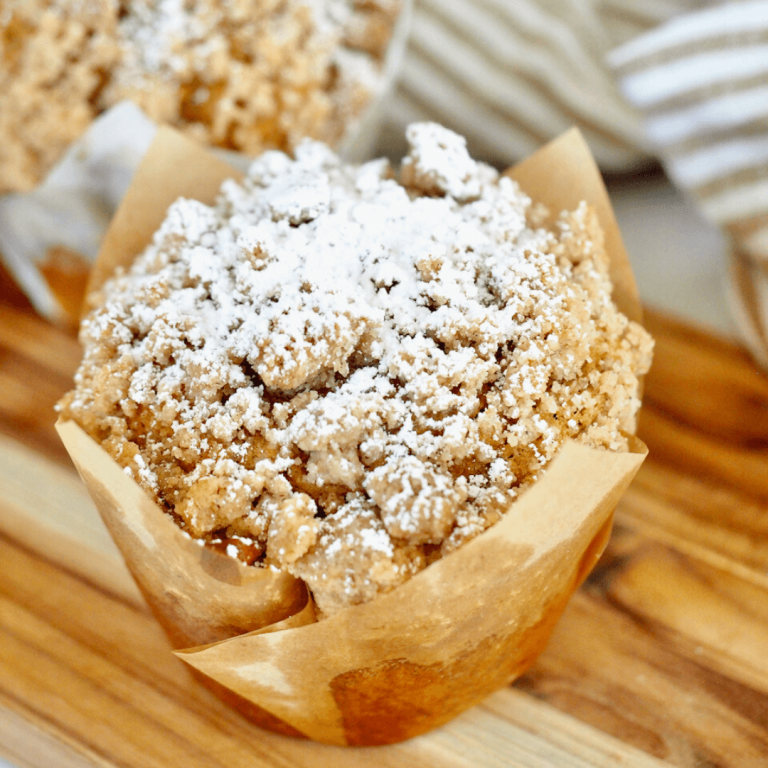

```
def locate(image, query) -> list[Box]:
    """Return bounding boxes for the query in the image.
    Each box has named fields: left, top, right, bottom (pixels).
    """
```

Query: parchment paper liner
left=57, top=126, right=648, bottom=745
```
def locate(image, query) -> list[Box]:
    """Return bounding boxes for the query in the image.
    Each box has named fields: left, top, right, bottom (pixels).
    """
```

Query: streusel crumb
left=59, top=123, right=653, bottom=617
left=0, top=0, right=399, bottom=194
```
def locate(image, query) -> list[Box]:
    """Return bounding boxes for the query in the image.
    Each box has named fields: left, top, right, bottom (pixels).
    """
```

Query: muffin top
left=0, top=0, right=400, bottom=194
left=59, top=123, right=653, bottom=617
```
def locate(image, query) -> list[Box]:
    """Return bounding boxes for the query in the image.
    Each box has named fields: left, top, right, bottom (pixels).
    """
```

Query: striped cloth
left=609, top=0, right=768, bottom=367
left=609, top=0, right=768, bottom=262
left=376, top=0, right=715, bottom=172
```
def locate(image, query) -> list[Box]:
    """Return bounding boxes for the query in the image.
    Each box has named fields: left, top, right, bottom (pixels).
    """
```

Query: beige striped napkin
left=377, top=0, right=712, bottom=172
left=609, top=0, right=768, bottom=366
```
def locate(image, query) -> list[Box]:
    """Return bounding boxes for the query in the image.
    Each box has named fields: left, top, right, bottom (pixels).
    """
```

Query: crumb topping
left=59, top=123, right=653, bottom=617
left=0, top=0, right=399, bottom=194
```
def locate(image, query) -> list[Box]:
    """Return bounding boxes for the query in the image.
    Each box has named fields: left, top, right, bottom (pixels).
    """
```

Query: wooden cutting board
left=1, top=298, right=767, bottom=768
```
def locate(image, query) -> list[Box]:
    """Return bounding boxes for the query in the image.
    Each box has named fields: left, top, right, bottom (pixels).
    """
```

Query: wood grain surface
left=1, top=298, right=767, bottom=767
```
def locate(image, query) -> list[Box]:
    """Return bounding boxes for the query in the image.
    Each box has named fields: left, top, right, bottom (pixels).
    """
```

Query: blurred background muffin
left=0, top=0, right=405, bottom=196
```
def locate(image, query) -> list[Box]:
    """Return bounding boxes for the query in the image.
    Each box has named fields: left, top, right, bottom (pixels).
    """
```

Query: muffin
left=57, top=123, right=650, bottom=744
left=0, top=0, right=403, bottom=195
left=59, top=122, right=653, bottom=619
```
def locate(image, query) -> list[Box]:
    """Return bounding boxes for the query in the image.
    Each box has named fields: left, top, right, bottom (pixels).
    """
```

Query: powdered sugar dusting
left=60, top=122, right=653, bottom=617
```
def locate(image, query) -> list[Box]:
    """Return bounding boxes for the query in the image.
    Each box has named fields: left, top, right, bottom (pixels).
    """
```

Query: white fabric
left=618, top=45, right=768, bottom=108
left=645, top=86, right=768, bottom=145
left=378, top=0, right=709, bottom=171
left=611, top=1, right=768, bottom=234
left=608, top=0, right=768, bottom=66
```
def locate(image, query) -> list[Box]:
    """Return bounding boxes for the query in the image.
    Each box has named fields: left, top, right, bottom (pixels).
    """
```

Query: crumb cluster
left=60, top=123, right=653, bottom=617
left=0, top=0, right=399, bottom=194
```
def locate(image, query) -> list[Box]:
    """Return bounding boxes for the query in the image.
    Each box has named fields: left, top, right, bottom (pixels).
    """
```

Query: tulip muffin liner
left=58, top=125, right=648, bottom=746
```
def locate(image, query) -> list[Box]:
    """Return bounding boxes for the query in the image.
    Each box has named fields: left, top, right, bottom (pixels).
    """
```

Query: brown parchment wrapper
left=57, top=125, right=648, bottom=746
